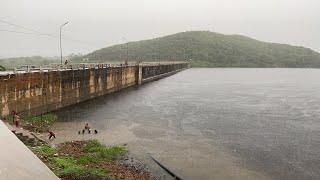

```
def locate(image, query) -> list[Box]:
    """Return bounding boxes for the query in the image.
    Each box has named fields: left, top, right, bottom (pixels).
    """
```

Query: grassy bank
left=23, top=113, right=58, bottom=132
left=7, top=113, right=58, bottom=132
left=29, top=140, right=155, bottom=180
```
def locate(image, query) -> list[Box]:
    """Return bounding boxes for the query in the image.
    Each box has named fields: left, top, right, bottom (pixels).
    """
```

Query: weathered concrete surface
left=142, top=63, right=189, bottom=79
left=0, top=63, right=189, bottom=118
left=0, top=120, right=58, bottom=180
left=142, top=66, right=188, bottom=84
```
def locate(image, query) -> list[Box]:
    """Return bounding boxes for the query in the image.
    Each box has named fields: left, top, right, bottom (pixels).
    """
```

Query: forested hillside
left=74, top=31, right=320, bottom=68
left=0, top=65, right=5, bottom=71
left=0, top=56, right=59, bottom=70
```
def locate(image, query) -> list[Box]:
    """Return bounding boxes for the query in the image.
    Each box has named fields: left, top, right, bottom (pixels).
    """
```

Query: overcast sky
left=0, top=0, right=319, bottom=58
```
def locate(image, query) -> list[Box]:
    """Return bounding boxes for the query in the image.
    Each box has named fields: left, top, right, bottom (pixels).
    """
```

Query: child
left=85, top=123, right=90, bottom=130
left=15, top=114, right=20, bottom=127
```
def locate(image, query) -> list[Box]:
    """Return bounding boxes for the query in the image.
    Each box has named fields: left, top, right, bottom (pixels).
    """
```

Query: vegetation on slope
left=7, top=113, right=58, bottom=132
left=29, top=140, right=155, bottom=180
left=0, top=54, right=84, bottom=69
left=0, top=65, right=5, bottom=71
left=23, top=113, right=58, bottom=132
left=30, top=140, right=125, bottom=180
left=0, top=56, right=59, bottom=69
left=73, top=31, right=320, bottom=68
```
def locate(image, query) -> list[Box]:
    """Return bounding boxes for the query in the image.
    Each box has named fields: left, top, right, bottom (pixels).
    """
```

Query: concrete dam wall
left=0, top=62, right=189, bottom=118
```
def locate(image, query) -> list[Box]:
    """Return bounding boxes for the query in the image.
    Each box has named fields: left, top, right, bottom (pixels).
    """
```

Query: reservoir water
left=50, top=68, right=320, bottom=179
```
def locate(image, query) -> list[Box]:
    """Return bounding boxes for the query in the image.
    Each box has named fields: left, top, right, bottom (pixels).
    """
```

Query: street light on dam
left=60, top=22, right=68, bottom=64
left=122, top=37, right=129, bottom=62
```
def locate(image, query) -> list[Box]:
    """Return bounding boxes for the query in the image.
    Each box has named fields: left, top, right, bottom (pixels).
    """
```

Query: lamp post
left=60, top=22, right=68, bottom=64
left=121, top=37, right=129, bottom=62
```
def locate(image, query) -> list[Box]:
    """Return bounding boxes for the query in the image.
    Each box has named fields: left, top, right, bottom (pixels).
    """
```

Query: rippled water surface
left=51, top=68, right=320, bottom=180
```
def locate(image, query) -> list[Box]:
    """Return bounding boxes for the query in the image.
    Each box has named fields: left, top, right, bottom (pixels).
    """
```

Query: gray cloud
left=0, top=0, right=319, bottom=57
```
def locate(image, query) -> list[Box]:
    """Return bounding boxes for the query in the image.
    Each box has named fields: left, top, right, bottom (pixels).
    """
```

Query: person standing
left=15, top=114, right=20, bottom=127
left=12, top=110, right=16, bottom=123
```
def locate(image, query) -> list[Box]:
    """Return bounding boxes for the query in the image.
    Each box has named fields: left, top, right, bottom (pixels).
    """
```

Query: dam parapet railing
left=14, top=62, right=138, bottom=73
left=10, top=61, right=189, bottom=74
left=0, top=61, right=190, bottom=118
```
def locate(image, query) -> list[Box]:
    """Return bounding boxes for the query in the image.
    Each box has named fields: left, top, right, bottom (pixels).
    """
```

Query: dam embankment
left=0, top=62, right=189, bottom=118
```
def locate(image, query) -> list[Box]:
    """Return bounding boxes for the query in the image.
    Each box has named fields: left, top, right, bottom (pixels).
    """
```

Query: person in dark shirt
left=48, top=131, right=56, bottom=139
left=12, top=110, right=17, bottom=123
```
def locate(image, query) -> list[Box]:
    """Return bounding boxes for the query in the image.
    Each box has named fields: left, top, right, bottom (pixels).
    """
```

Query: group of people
left=8, top=110, right=55, bottom=139
left=48, top=123, right=99, bottom=139
left=79, top=123, right=98, bottom=134
left=8, top=111, right=98, bottom=140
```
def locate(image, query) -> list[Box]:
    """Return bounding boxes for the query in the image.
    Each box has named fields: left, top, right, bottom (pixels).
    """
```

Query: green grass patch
left=51, top=157, right=108, bottom=180
left=29, top=140, right=126, bottom=180
left=24, top=113, right=58, bottom=124
left=83, top=140, right=105, bottom=153
left=51, top=157, right=77, bottom=169
left=32, top=145, right=58, bottom=155
left=77, top=154, right=99, bottom=164
left=23, top=113, right=58, bottom=132
left=58, top=166, right=108, bottom=180
left=98, top=146, right=127, bottom=160
left=83, top=140, right=127, bottom=160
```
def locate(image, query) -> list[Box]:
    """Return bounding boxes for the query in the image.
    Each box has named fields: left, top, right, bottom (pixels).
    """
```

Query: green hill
left=75, top=31, right=320, bottom=68
left=0, top=65, right=5, bottom=71
left=0, top=56, right=60, bottom=70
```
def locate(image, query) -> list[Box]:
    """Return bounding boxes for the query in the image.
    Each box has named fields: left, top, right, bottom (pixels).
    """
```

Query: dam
left=0, top=62, right=190, bottom=118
